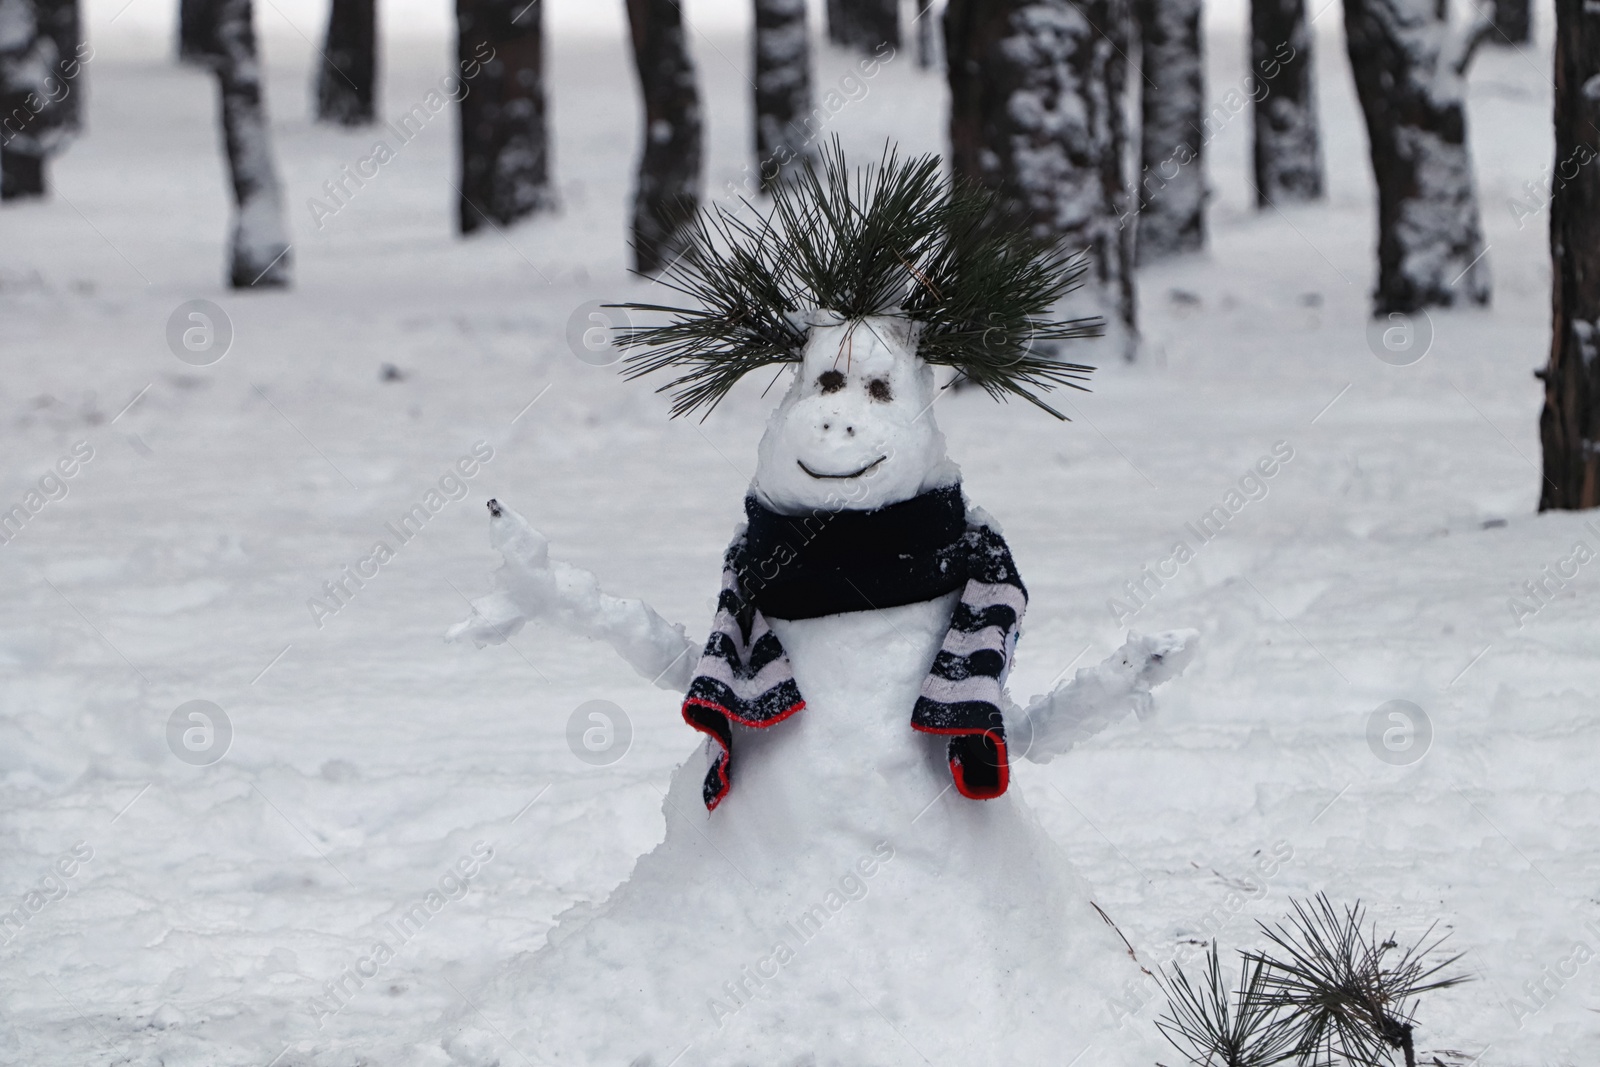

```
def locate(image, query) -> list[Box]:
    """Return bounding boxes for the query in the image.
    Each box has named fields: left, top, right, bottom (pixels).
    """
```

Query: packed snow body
left=446, top=594, right=1163, bottom=1066
left=442, top=312, right=1192, bottom=1063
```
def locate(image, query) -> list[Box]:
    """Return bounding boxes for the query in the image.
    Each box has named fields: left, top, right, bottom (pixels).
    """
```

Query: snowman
left=443, top=148, right=1197, bottom=1067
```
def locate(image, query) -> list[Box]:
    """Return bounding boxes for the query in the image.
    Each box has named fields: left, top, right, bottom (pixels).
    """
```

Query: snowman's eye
left=817, top=370, right=846, bottom=393
left=867, top=378, right=892, bottom=402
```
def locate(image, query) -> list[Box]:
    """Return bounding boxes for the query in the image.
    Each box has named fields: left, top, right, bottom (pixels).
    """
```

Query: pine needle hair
left=613, top=141, right=1104, bottom=420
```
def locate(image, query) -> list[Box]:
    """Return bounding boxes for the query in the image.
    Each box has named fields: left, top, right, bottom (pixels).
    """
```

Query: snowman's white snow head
left=614, top=143, right=1102, bottom=507
left=753, top=313, right=958, bottom=514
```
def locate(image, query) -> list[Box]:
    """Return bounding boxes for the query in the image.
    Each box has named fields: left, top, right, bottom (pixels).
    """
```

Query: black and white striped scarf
left=682, top=486, right=1026, bottom=810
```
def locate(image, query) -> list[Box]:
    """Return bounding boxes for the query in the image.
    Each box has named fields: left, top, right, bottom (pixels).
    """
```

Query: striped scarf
left=682, top=486, right=1026, bottom=811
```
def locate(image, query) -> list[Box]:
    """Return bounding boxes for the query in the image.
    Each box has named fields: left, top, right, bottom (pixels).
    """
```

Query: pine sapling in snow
left=1157, top=896, right=1470, bottom=1067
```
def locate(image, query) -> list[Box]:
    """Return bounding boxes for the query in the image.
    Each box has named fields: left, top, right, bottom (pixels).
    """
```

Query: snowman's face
left=752, top=315, right=958, bottom=514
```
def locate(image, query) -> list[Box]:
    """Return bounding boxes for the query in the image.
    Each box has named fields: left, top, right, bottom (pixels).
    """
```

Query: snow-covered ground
left=2, top=1, right=1595, bottom=1064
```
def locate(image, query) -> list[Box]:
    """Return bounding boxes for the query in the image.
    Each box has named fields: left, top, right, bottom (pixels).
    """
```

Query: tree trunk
left=455, top=0, right=553, bottom=235
left=828, top=0, right=900, bottom=53
left=211, top=0, right=291, bottom=287
left=1134, top=0, right=1205, bottom=262
left=1250, top=0, right=1324, bottom=204
left=1490, top=0, right=1529, bottom=45
left=1, top=148, right=44, bottom=197
left=0, top=0, right=82, bottom=201
left=946, top=0, right=1138, bottom=355
left=316, top=0, right=377, bottom=125
left=179, top=0, right=220, bottom=62
left=625, top=0, right=702, bottom=275
left=1342, top=0, right=1491, bottom=314
left=753, top=0, right=814, bottom=191
left=1537, top=0, right=1600, bottom=510
left=917, top=0, right=939, bottom=68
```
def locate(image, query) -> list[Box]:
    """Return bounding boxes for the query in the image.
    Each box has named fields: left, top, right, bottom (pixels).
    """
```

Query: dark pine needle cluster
left=1156, top=895, right=1470, bottom=1067
left=611, top=139, right=1102, bottom=420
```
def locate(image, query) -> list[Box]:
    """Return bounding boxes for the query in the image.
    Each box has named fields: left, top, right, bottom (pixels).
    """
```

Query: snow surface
left=1, top=4, right=1597, bottom=1066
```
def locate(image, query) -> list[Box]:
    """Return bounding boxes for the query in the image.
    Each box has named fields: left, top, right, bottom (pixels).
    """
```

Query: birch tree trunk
left=946, top=0, right=1138, bottom=355
left=625, top=0, right=702, bottom=275
left=212, top=0, right=291, bottom=286
left=1537, top=0, right=1600, bottom=510
left=315, top=0, right=376, bottom=125
left=753, top=0, right=814, bottom=191
left=1342, top=0, right=1492, bottom=313
left=456, top=0, right=553, bottom=234
left=0, top=0, right=82, bottom=201
left=1134, top=0, right=1205, bottom=261
left=828, top=0, right=900, bottom=53
left=1250, top=0, right=1324, bottom=204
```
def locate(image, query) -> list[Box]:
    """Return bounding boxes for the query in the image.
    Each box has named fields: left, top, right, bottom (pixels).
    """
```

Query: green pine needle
left=610, top=139, right=1102, bottom=419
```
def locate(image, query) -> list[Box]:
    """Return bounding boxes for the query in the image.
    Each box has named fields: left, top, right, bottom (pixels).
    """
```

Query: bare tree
left=625, top=0, right=702, bottom=274
left=316, top=0, right=377, bottom=125
left=209, top=0, right=291, bottom=286
left=1537, top=0, right=1600, bottom=510
left=828, top=0, right=899, bottom=54
left=1342, top=0, right=1493, bottom=313
left=1251, top=0, right=1323, bottom=204
left=456, top=0, right=553, bottom=234
left=1134, top=0, right=1206, bottom=261
left=946, top=0, right=1137, bottom=355
left=0, top=0, right=82, bottom=201
left=753, top=0, right=814, bottom=191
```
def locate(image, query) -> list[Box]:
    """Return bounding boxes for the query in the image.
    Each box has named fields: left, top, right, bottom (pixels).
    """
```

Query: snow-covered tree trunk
left=1134, top=0, right=1205, bottom=262
left=455, top=0, right=553, bottom=235
left=1250, top=0, right=1324, bottom=204
left=315, top=0, right=376, bottom=126
left=946, top=0, right=1138, bottom=356
left=1537, top=0, right=1600, bottom=510
left=1342, top=0, right=1492, bottom=313
left=0, top=0, right=82, bottom=201
left=625, top=0, right=702, bottom=274
left=211, top=0, right=291, bottom=286
left=753, top=0, right=814, bottom=191
left=828, top=0, right=900, bottom=54
left=1490, top=0, right=1529, bottom=44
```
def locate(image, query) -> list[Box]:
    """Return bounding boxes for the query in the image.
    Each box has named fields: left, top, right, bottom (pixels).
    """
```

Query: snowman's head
left=753, top=314, right=958, bottom=514
left=614, top=144, right=1102, bottom=491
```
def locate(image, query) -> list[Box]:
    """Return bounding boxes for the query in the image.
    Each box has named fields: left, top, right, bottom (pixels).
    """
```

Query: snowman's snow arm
left=1008, top=629, right=1199, bottom=763
left=444, top=500, right=699, bottom=692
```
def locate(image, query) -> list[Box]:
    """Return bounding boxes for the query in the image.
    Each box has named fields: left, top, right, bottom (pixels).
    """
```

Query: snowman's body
left=464, top=596, right=1157, bottom=1067
left=446, top=321, right=1172, bottom=1066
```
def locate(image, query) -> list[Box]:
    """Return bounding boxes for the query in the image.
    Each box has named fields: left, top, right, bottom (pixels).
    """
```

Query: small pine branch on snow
left=613, top=139, right=1102, bottom=420
left=1155, top=941, right=1301, bottom=1067
left=1155, top=896, right=1470, bottom=1067
left=1248, top=895, right=1468, bottom=1067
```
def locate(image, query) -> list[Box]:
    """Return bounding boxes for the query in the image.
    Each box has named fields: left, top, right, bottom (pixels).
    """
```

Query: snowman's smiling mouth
left=797, top=456, right=886, bottom=480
